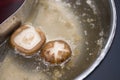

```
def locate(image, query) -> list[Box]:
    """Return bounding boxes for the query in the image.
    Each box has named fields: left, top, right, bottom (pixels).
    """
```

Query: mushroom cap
left=41, top=40, right=72, bottom=64
left=10, top=25, right=46, bottom=56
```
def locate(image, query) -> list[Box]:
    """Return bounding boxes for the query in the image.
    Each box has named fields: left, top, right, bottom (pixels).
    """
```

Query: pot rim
left=75, top=0, right=117, bottom=80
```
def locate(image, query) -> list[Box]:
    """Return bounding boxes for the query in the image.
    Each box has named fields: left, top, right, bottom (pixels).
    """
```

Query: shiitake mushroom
left=41, top=40, right=72, bottom=64
left=10, top=25, right=46, bottom=56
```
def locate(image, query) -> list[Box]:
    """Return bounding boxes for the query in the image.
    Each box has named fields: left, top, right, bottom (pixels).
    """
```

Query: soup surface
left=0, top=0, right=83, bottom=80
left=0, top=0, right=103, bottom=80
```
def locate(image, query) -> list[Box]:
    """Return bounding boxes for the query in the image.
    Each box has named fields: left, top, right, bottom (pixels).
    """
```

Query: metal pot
left=0, top=0, right=116, bottom=80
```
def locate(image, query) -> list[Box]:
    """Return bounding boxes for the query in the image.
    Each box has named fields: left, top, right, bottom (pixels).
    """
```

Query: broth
left=0, top=0, right=83, bottom=80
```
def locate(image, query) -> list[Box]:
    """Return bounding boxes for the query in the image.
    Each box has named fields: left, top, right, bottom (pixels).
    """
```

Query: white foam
left=86, top=0, right=97, bottom=14
left=14, top=26, right=41, bottom=50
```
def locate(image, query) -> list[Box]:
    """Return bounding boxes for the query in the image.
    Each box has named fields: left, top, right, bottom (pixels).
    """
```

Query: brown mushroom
left=10, top=25, right=46, bottom=56
left=41, top=40, right=72, bottom=64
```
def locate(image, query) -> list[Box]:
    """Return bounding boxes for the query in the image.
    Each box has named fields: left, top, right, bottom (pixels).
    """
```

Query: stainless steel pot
left=0, top=0, right=116, bottom=80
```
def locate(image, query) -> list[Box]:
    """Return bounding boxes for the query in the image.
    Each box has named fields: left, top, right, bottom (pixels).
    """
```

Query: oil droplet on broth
left=0, top=0, right=83, bottom=80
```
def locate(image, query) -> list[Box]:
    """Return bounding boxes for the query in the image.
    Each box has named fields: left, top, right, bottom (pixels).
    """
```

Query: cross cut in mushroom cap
left=10, top=25, right=46, bottom=56
left=41, top=40, right=72, bottom=64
